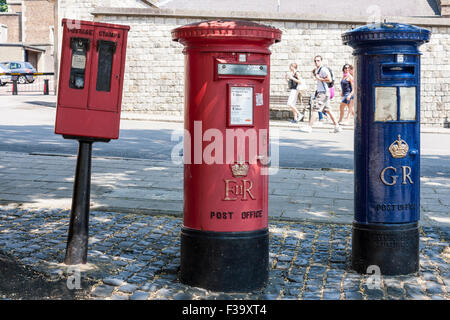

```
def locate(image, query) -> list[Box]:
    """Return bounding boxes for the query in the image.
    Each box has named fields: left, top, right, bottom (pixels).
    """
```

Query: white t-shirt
left=315, top=67, right=331, bottom=95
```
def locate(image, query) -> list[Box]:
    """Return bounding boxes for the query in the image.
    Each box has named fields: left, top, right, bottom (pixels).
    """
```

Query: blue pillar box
left=342, top=22, right=431, bottom=275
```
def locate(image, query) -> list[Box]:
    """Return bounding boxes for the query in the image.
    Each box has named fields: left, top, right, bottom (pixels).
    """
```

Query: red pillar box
left=55, top=19, right=129, bottom=140
left=172, top=20, right=281, bottom=292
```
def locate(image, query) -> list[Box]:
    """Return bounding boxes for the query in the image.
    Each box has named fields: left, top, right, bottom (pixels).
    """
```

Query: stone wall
left=23, top=0, right=55, bottom=44
left=0, top=13, right=20, bottom=42
left=56, top=4, right=450, bottom=127
left=98, top=15, right=185, bottom=115
left=421, top=28, right=450, bottom=127
left=0, top=45, right=23, bottom=61
left=5, top=1, right=22, bottom=14
left=0, top=24, right=7, bottom=42
left=441, top=0, right=450, bottom=17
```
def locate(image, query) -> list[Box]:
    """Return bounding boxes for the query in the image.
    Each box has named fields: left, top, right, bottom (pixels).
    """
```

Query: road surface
left=0, top=95, right=449, bottom=178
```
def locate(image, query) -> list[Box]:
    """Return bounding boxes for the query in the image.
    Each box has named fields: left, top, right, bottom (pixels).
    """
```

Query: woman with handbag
left=285, top=63, right=306, bottom=123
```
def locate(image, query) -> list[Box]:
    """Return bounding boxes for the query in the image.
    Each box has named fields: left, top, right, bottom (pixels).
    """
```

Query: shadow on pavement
left=0, top=251, right=91, bottom=300
left=26, top=101, right=56, bottom=108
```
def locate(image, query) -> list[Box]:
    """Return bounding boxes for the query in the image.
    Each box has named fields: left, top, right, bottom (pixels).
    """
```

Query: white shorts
left=287, top=89, right=298, bottom=107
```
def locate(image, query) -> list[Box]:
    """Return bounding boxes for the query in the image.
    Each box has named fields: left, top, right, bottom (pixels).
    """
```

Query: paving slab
left=0, top=150, right=449, bottom=227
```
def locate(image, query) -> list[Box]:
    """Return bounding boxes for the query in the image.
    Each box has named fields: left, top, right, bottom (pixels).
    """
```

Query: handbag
left=329, top=86, right=335, bottom=99
left=296, top=76, right=307, bottom=96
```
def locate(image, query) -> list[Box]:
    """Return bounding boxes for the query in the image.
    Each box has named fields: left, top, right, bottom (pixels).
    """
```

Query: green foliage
left=0, top=0, right=7, bottom=13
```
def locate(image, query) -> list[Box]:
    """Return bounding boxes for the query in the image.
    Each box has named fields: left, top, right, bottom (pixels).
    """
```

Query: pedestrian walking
left=285, top=63, right=305, bottom=123
left=348, top=64, right=355, bottom=119
left=300, top=56, right=342, bottom=133
left=338, top=63, right=355, bottom=125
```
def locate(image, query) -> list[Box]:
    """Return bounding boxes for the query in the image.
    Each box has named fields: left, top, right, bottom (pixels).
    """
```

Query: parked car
left=0, top=63, right=11, bottom=86
left=0, top=61, right=36, bottom=84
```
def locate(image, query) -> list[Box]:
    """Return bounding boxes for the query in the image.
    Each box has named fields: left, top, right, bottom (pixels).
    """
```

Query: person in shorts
left=338, top=63, right=355, bottom=125
left=285, top=63, right=304, bottom=123
left=300, top=55, right=342, bottom=133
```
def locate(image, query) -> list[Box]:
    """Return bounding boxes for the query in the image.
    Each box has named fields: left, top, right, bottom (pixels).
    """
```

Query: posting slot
left=381, top=64, right=415, bottom=79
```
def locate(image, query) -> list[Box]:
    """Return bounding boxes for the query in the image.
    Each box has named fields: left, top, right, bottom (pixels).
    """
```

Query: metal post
left=64, top=140, right=93, bottom=265
left=44, top=79, right=49, bottom=95
left=12, top=79, right=18, bottom=95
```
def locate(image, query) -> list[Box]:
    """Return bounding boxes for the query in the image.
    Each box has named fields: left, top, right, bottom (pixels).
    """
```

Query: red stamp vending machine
left=55, top=19, right=129, bottom=265
left=56, top=19, right=129, bottom=140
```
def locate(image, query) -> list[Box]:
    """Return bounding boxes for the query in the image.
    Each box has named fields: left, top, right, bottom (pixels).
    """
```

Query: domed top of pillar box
left=342, top=22, right=431, bottom=49
left=172, top=20, right=282, bottom=47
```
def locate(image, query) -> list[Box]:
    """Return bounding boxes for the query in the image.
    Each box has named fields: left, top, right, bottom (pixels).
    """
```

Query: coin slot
left=69, top=37, right=90, bottom=89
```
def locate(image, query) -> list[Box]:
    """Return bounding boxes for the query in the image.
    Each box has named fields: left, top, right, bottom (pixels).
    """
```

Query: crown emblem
left=389, top=135, right=409, bottom=159
left=231, top=160, right=249, bottom=177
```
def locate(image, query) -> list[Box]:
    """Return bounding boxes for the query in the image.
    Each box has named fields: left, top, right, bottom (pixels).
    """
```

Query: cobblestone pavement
left=0, top=205, right=448, bottom=300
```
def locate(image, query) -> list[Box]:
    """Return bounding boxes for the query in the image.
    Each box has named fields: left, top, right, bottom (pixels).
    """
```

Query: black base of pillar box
left=180, top=228, right=269, bottom=292
left=351, top=222, right=419, bottom=275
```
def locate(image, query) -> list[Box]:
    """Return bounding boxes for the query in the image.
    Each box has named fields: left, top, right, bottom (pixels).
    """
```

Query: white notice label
left=399, top=87, right=416, bottom=120
left=375, top=87, right=397, bottom=122
left=230, top=87, right=253, bottom=126
left=256, top=93, right=263, bottom=106
left=71, top=54, right=86, bottom=70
